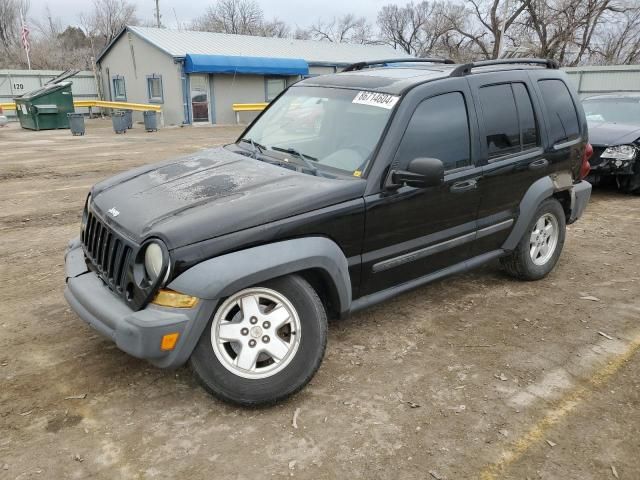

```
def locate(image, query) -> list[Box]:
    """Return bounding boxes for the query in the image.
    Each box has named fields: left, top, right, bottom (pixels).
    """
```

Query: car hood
left=91, top=146, right=365, bottom=249
left=588, top=121, right=640, bottom=146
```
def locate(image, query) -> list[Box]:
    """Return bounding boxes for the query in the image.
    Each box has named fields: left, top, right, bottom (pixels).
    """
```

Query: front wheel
left=190, top=274, right=327, bottom=406
left=500, top=198, right=566, bottom=280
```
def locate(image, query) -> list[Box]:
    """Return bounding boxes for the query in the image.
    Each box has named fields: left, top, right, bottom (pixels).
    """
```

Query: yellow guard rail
left=232, top=102, right=268, bottom=123
left=1, top=99, right=161, bottom=112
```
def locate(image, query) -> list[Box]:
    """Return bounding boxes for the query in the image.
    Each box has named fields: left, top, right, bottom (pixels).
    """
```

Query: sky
left=31, top=0, right=394, bottom=30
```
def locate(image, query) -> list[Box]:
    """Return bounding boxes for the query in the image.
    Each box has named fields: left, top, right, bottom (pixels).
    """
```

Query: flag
left=21, top=19, right=30, bottom=54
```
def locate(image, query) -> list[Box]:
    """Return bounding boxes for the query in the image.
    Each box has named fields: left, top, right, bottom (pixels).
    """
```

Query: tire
left=500, top=198, right=566, bottom=281
left=190, top=274, right=327, bottom=406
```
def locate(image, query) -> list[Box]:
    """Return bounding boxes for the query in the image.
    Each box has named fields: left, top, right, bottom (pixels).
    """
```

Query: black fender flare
left=502, top=176, right=555, bottom=251
left=168, top=236, right=352, bottom=313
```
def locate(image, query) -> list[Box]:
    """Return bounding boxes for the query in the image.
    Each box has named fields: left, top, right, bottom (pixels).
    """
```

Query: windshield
left=583, top=97, right=640, bottom=125
left=238, top=86, right=398, bottom=176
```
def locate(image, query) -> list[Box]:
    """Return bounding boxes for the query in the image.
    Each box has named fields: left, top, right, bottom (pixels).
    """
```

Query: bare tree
left=377, top=1, right=467, bottom=57
left=442, top=0, right=530, bottom=59
left=306, top=14, right=374, bottom=44
left=260, top=18, right=290, bottom=38
left=590, top=6, right=640, bottom=64
left=377, top=1, right=432, bottom=54
left=79, top=0, right=138, bottom=51
left=192, top=0, right=263, bottom=35
left=515, top=0, right=633, bottom=65
left=0, top=0, right=29, bottom=67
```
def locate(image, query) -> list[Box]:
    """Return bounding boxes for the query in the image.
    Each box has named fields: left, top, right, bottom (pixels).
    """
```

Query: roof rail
left=451, top=58, right=559, bottom=76
left=342, top=58, right=455, bottom=72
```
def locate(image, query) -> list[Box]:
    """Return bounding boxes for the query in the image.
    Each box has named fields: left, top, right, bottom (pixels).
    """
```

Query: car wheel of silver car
left=501, top=198, right=566, bottom=281
left=190, top=274, right=327, bottom=406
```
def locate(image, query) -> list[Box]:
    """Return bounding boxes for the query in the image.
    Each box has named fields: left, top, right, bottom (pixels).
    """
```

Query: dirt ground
left=1, top=118, right=639, bottom=480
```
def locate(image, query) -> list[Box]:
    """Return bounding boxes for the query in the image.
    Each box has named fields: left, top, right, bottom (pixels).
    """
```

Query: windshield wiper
left=238, top=137, right=266, bottom=158
left=270, top=146, right=318, bottom=175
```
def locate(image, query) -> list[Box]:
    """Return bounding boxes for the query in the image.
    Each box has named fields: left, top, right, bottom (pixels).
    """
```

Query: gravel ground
left=1, top=119, right=638, bottom=480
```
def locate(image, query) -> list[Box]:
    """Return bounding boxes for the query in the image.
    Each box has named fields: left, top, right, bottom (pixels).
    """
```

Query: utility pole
left=154, top=0, right=161, bottom=28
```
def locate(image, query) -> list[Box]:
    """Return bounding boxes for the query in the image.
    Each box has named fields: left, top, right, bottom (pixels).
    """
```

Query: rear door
left=360, top=80, right=482, bottom=295
left=467, top=72, right=549, bottom=255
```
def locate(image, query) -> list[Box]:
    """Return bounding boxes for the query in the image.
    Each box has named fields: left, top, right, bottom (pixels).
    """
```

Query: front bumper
left=568, top=180, right=592, bottom=224
left=64, top=238, right=216, bottom=368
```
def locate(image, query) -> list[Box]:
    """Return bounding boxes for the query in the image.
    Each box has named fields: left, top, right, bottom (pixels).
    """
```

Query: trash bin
left=67, top=113, right=85, bottom=136
left=112, top=111, right=127, bottom=134
left=123, top=109, right=133, bottom=129
left=14, top=81, right=74, bottom=131
left=143, top=110, right=158, bottom=132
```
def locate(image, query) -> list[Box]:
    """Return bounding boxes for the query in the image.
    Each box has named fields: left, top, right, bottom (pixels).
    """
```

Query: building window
left=265, top=77, right=286, bottom=102
left=112, top=75, right=126, bottom=100
left=147, top=74, right=163, bottom=103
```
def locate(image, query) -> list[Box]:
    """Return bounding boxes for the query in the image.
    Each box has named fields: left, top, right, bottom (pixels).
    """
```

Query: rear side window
left=479, top=84, right=521, bottom=158
left=538, top=79, right=580, bottom=144
left=395, top=92, right=471, bottom=171
left=479, top=83, right=539, bottom=159
left=513, top=83, right=538, bottom=149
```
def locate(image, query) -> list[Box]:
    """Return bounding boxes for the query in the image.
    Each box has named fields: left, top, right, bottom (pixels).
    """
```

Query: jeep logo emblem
left=107, top=207, right=120, bottom=217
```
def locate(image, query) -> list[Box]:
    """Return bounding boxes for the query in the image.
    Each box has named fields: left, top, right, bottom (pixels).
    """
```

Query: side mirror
left=391, top=157, right=444, bottom=189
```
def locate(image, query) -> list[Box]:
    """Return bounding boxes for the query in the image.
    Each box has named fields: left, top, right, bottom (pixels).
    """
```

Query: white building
left=96, top=26, right=409, bottom=126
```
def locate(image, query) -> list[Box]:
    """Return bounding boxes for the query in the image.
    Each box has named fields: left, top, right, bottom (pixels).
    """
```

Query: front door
left=361, top=85, right=482, bottom=295
left=190, top=74, right=210, bottom=123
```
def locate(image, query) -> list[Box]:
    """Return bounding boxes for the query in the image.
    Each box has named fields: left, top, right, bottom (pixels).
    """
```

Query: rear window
left=538, top=79, right=580, bottom=144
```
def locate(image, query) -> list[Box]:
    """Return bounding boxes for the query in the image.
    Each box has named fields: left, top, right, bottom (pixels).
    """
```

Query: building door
left=190, top=74, right=209, bottom=122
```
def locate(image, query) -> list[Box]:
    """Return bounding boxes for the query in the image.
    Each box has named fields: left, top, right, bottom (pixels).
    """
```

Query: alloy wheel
left=529, top=212, right=559, bottom=266
left=211, top=288, right=302, bottom=379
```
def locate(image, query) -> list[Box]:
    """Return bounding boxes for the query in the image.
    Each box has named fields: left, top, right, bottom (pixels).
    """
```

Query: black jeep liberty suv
left=64, top=58, right=592, bottom=405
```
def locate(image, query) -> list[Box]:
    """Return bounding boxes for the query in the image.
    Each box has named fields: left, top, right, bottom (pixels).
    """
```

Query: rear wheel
left=501, top=198, right=566, bottom=280
left=190, top=274, right=327, bottom=406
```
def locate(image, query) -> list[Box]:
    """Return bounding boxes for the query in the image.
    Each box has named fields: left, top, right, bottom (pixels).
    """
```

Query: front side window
left=538, top=79, right=580, bottom=144
left=240, top=86, right=397, bottom=175
left=395, top=92, right=471, bottom=171
left=147, top=75, right=163, bottom=103
left=265, top=78, right=287, bottom=102
left=112, top=76, right=126, bottom=100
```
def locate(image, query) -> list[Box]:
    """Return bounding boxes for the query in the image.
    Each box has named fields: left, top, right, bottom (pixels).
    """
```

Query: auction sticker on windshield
left=352, top=91, right=399, bottom=109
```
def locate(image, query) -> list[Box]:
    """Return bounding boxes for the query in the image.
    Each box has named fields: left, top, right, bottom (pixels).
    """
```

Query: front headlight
left=600, top=145, right=637, bottom=161
left=144, top=242, right=169, bottom=284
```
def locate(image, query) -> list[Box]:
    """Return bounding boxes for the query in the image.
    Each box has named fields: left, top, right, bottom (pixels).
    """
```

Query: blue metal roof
left=184, top=54, right=308, bottom=75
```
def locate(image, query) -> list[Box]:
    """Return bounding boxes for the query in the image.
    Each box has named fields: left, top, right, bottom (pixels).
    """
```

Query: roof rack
left=451, top=58, right=559, bottom=76
left=342, top=58, right=455, bottom=72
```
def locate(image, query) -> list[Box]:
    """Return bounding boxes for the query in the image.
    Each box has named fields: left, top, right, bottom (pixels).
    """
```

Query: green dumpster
left=14, top=81, right=74, bottom=131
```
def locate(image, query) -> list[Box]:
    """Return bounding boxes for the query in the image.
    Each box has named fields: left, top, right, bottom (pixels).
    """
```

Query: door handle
left=450, top=179, right=478, bottom=193
left=529, top=158, right=549, bottom=170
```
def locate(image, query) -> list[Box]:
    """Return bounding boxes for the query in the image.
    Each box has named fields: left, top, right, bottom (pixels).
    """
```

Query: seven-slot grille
left=81, top=209, right=133, bottom=294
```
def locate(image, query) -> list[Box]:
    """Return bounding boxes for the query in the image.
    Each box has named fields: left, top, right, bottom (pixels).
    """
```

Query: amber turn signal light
left=161, top=332, right=180, bottom=351
left=151, top=289, right=199, bottom=308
